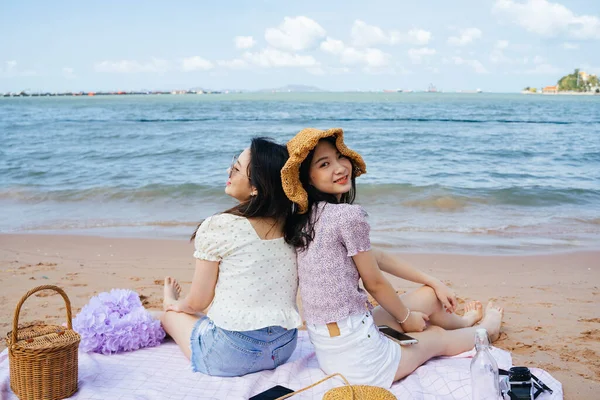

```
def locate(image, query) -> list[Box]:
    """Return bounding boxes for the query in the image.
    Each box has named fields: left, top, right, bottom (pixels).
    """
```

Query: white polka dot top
left=193, top=213, right=301, bottom=331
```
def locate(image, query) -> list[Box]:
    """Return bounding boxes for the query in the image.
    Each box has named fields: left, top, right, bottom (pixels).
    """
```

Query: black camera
left=501, top=366, right=553, bottom=400
left=507, top=367, right=534, bottom=399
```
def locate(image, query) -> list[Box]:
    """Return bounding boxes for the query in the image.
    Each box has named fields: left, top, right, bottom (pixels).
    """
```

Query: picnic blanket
left=0, top=331, right=563, bottom=399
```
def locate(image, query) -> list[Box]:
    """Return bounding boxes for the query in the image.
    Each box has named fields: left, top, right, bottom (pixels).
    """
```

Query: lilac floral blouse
left=298, top=202, right=372, bottom=324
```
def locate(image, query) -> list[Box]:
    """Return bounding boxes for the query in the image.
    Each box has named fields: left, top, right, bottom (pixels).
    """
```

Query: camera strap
left=499, top=368, right=553, bottom=399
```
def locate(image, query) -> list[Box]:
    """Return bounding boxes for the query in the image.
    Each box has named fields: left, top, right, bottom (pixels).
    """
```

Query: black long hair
left=191, top=137, right=292, bottom=240
left=284, top=136, right=357, bottom=250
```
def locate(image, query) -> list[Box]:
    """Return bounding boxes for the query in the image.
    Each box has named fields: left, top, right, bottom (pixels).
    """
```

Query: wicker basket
left=6, top=285, right=81, bottom=400
left=274, top=373, right=396, bottom=400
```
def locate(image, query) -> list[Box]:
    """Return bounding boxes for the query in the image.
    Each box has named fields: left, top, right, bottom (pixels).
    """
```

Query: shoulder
left=318, top=203, right=371, bottom=253
left=198, top=213, right=247, bottom=234
left=321, top=203, right=368, bottom=222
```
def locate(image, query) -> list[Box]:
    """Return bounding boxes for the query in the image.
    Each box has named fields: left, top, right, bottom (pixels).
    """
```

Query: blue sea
left=1, top=93, right=599, bottom=254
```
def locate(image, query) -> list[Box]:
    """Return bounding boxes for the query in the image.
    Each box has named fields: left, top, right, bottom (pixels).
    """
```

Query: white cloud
left=398, top=29, right=433, bottom=46
left=243, top=48, right=319, bottom=68
left=341, top=47, right=390, bottom=67
left=319, top=36, right=391, bottom=68
left=452, top=56, right=488, bottom=74
left=493, top=0, right=600, bottom=39
left=62, top=67, right=76, bottom=79
left=524, top=63, right=562, bottom=74
left=181, top=56, right=213, bottom=71
left=265, top=16, right=326, bottom=51
left=352, top=20, right=432, bottom=46
left=408, top=47, right=436, bottom=64
left=95, top=58, right=169, bottom=73
left=217, top=59, right=248, bottom=69
left=351, top=20, right=389, bottom=47
left=562, top=42, right=579, bottom=50
left=234, top=36, right=256, bottom=49
left=320, top=37, right=346, bottom=55
left=448, top=28, right=483, bottom=46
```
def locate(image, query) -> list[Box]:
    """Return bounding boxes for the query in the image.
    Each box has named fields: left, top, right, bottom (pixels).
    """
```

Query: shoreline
left=4, top=229, right=600, bottom=257
left=1, top=233, right=598, bottom=399
left=521, top=91, right=600, bottom=96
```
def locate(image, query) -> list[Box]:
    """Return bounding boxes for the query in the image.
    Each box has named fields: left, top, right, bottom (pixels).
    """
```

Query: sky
left=1, top=0, right=600, bottom=92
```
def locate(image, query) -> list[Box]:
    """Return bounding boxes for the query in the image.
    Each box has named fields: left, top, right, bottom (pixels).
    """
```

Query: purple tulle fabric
left=73, top=289, right=165, bottom=354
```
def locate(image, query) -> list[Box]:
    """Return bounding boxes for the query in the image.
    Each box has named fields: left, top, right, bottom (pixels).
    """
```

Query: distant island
left=1, top=88, right=224, bottom=98
left=1, top=84, right=326, bottom=97
left=260, top=84, right=324, bottom=93
left=523, top=69, right=599, bottom=95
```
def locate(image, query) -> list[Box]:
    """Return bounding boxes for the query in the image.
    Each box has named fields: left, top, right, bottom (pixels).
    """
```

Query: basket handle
left=275, top=373, right=354, bottom=400
left=11, top=285, right=74, bottom=345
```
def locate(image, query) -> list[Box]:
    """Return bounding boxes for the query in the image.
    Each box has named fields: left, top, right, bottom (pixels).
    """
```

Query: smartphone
left=378, top=325, right=419, bottom=345
left=249, top=385, right=294, bottom=400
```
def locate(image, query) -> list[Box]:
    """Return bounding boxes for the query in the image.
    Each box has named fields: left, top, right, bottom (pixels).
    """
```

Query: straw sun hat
left=281, top=127, right=367, bottom=214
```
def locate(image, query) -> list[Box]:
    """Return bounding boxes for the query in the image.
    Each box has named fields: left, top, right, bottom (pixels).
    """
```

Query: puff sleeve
left=193, top=215, right=235, bottom=261
left=338, top=205, right=372, bottom=257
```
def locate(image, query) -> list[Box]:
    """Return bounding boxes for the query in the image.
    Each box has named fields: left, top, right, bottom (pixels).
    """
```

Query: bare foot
left=462, top=301, right=483, bottom=326
left=163, top=276, right=182, bottom=311
left=479, top=302, right=504, bottom=342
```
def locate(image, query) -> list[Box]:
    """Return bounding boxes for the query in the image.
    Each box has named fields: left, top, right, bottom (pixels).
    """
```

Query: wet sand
left=0, top=234, right=598, bottom=399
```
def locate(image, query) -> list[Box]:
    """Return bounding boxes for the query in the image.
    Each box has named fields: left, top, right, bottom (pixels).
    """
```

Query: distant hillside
left=259, top=84, right=325, bottom=93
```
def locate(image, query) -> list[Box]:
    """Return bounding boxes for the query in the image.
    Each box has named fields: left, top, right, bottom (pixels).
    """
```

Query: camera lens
left=509, top=367, right=532, bottom=382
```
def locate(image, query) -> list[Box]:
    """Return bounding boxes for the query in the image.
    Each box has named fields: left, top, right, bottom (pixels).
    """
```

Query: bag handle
left=275, top=373, right=354, bottom=400
left=11, top=285, right=74, bottom=345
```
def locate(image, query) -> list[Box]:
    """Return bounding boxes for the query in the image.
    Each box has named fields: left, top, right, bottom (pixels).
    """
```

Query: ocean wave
left=1, top=183, right=597, bottom=208
left=0, top=184, right=226, bottom=203
left=401, top=195, right=470, bottom=210
left=17, top=219, right=200, bottom=231
left=18, top=116, right=592, bottom=125
left=374, top=224, right=530, bottom=235
left=572, top=217, right=600, bottom=225
left=358, top=183, right=600, bottom=208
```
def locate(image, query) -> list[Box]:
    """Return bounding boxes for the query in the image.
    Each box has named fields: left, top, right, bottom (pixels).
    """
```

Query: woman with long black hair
left=156, top=137, right=301, bottom=377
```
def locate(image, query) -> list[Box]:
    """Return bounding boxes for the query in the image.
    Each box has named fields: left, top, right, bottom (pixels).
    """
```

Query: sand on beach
left=0, top=234, right=598, bottom=399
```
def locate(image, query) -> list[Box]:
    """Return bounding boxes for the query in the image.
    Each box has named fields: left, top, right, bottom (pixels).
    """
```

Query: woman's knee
left=423, top=324, right=445, bottom=343
left=404, top=285, right=441, bottom=312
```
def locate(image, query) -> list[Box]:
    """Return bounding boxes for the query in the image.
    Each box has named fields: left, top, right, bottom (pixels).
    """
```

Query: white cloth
left=193, top=213, right=301, bottom=331
left=307, top=312, right=401, bottom=388
left=0, top=331, right=564, bottom=400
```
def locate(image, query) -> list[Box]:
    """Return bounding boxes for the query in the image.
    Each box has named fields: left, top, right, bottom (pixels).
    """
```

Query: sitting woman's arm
left=372, top=248, right=457, bottom=313
left=354, top=250, right=428, bottom=332
left=166, top=259, right=219, bottom=314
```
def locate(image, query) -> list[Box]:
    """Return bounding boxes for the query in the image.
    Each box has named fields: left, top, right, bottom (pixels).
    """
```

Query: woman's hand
left=430, top=280, right=457, bottom=314
left=400, top=311, right=429, bottom=332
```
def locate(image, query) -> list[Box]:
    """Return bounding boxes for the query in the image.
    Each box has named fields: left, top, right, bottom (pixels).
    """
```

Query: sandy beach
left=0, top=233, right=598, bottom=399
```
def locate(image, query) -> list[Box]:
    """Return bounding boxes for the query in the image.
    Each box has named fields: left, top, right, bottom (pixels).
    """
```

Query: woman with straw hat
left=282, top=128, right=504, bottom=388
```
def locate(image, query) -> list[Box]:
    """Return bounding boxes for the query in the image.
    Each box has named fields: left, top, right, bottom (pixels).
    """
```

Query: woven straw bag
left=6, top=285, right=81, bottom=400
left=275, top=373, right=396, bottom=400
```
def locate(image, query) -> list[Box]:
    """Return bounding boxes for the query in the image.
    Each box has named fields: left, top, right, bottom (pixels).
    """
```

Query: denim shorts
left=190, top=316, right=298, bottom=377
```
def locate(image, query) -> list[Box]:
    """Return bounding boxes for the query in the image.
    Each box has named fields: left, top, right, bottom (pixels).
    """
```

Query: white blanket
left=0, top=331, right=563, bottom=399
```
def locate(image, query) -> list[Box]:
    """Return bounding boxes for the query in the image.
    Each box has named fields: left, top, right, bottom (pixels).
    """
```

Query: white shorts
left=306, top=312, right=401, bottom=388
